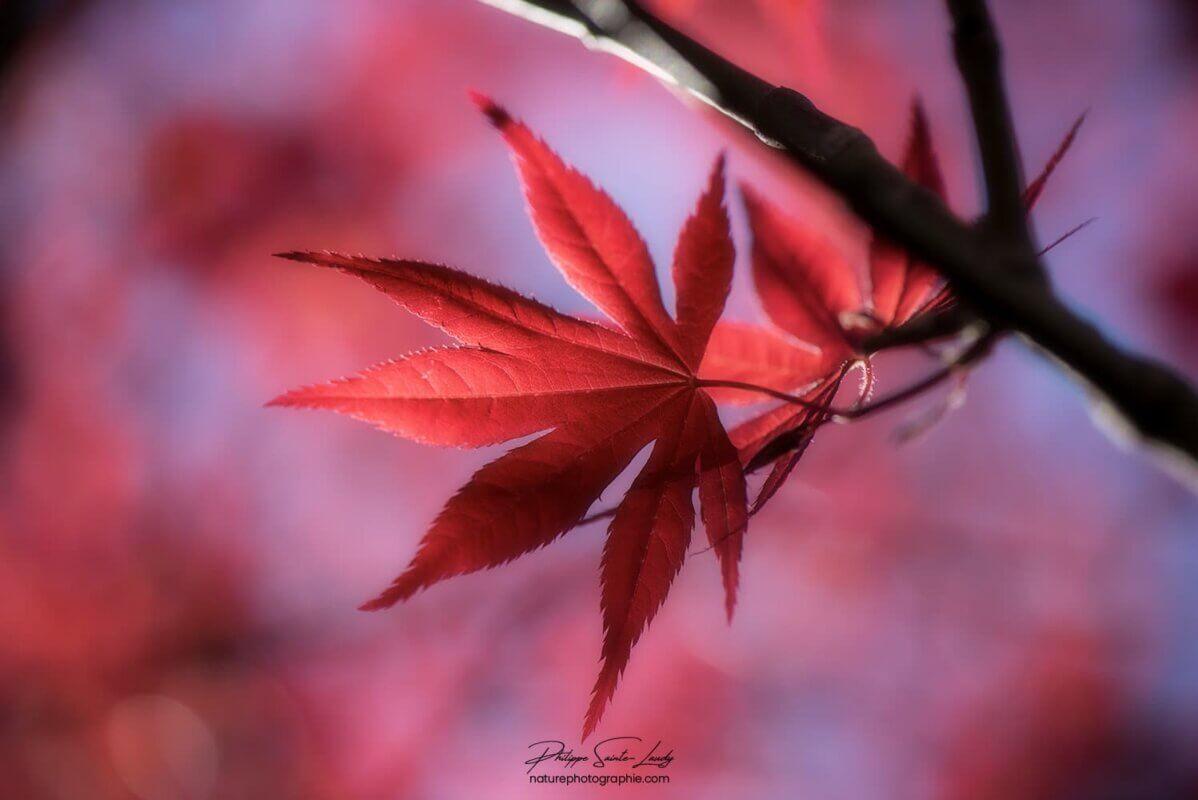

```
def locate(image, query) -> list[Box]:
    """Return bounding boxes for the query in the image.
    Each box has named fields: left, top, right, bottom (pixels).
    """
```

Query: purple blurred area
left=2, top=1, right=1197, bottom=798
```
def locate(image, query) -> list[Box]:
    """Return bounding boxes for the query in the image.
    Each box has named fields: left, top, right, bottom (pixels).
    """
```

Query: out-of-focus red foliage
left=2, top=1, right=1197, bottom=798
left=0, top=517, right=339, bottom=799
left=141, top=115, right=319, bottom=266
left=939, top=631, right=1198, bottom=800
left=1154, top=254, right=1198, bottom=358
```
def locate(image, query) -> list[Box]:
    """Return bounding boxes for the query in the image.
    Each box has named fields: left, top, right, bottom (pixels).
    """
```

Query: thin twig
left=832, top=335, right=991, bottom=421
left=1039, top=217, right=1097, bottom=256
left=695, top=378, right=827, bottom=411
left=699, top=337, right=990, bottom=421
left=585, top=344, right=989, bottom=532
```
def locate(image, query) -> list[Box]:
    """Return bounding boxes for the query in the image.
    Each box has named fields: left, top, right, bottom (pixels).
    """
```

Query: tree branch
left=478, top=0, right=1198, bottom=479
left=862, top=306, right=976, bottom=352
left=945, top=0, right=1035, bottom=256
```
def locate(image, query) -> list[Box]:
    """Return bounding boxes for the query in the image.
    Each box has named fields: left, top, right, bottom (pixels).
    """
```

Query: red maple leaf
left=704, top=101, right=1083, bottom=506
left=272, top=92, right=1082, bottom=735
left=270, top=94, right=808, bottom=738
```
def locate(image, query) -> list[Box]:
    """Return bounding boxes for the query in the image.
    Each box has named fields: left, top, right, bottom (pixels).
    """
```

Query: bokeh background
left=2, top=1, right=1198, bottom=798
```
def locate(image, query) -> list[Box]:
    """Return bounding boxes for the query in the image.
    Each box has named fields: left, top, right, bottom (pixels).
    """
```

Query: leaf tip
left=721, top=566, right=739, bottom=623
left=707, top=151, right=728, bottom=199
left=273, top=250, right=315, bottom=263
left=580, top=669, right=614, bottom=742
left=909, top=94, right=929, bottom=128
left=357, top=597, right=391, bottom=612
left=265, top=387, right=312, bottom=409
left=580, top=705, right=602, bottom=743
left=358, top=588, right=402, bottom=612
left=720, top=553, right=740, bottom=625
left=467, top=89, right=511, bottom=128
left=359, top=569, right=425, bottom=611
left=737, top=180, right=765, bottom=212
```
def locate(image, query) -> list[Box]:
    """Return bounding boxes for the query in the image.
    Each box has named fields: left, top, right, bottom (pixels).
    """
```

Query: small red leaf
left=869, top=99, right=947, bottom=327
left=275, top=97, right=755, bottom=739
left=673, top=154, right=735, bottom=369
left=741, top=183, right=860, bottom=358
left=899, top=99, right=946, bottom=199
left=1024, top=113, right=1086, bottom=210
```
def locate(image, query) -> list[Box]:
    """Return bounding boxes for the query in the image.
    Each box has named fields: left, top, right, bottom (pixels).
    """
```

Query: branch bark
left=478, top=0, right=1198, bottom=478
left=945, top=0, right=1034, bottom=255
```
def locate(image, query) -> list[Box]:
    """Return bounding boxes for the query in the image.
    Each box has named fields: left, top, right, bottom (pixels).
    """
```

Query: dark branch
left=862, top=306, right=976, bottom=352
left=479, top=0, right=1198, bottom=478
left=0, top=1, right=91, bottom=85
left=945, top=0, right=1035, bottom=257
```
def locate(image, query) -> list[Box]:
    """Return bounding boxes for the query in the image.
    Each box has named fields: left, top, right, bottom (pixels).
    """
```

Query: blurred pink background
left=3, top=1, right=1198, bottom=798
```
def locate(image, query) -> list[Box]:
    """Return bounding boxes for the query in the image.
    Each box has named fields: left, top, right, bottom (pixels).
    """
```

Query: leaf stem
left=699, top=336, right=993, bottom=421
left=695, top=378, right=828, bottom=410
left=1039, top=217, right=1097, bottom=256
